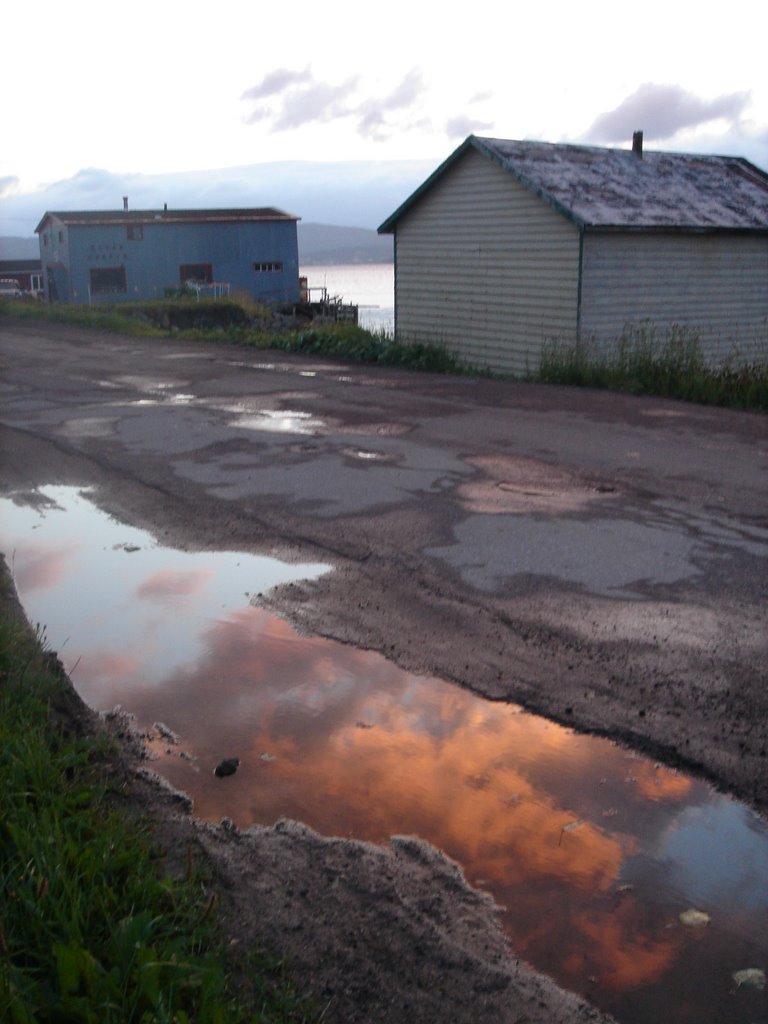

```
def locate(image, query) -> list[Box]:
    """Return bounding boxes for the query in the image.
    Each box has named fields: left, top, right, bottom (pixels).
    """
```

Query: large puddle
left=2, top=487, right=767, bottom=1024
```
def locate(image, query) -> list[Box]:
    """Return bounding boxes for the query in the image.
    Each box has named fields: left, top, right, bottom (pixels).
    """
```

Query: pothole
left=459, top=455, right=616, bottom=514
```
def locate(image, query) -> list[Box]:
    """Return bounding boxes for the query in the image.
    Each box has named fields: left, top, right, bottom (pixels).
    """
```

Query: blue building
left=35, top=206, right=300, bottom=305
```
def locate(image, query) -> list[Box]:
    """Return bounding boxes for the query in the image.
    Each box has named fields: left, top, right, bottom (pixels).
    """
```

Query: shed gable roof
left=35, top=207, right=298, bottom=234
left=378, top=136, right=768, bottom=233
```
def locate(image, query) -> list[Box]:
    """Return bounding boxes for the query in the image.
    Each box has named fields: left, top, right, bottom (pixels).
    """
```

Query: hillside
left=298, top=223, right=392, bottom=264
left=0, top=236, right=39, bottom=259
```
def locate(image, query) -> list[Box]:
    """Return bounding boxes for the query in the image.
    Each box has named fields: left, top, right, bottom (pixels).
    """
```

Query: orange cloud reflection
left=113, top=604, right=705, bottom=1004
left=279, top=719, right=621, bottom=893
left=569, top=900, right=684, bottom=992
left=633, top=761, right=693, bottom=802
left=74, top=651, right=141, bottom=685
left=136, top=568, right=215, bottom=599
left=11, top=541, right=78, bottom=593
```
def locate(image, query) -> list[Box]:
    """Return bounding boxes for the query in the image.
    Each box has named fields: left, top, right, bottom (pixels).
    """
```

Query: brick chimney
left=632, top=131, right=643, bottom=159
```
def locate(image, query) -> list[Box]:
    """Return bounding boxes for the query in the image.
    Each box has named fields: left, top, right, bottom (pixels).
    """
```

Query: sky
left=1, top=0, right=767, bottom=234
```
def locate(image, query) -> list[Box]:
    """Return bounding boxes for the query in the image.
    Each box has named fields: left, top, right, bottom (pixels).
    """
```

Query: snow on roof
left=379, top=136, right=768, bottom=232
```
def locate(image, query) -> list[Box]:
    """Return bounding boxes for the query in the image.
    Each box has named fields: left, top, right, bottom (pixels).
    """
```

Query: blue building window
left=254, top=261, right=283, bottom=273
left=180, top=263, right=213, bottom=284
left=127, top=225, right=143, bottom=241
left=90, top=266, right=127, bottom=295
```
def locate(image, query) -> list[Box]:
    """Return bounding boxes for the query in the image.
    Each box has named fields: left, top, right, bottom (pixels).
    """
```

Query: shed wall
left=580, top=232, right=768, bottom=364
left=393, top=149, right=580, bottom=375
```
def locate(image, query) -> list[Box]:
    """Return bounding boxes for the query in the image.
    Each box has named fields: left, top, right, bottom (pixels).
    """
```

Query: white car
left=0, top=279, right=23, bottom=298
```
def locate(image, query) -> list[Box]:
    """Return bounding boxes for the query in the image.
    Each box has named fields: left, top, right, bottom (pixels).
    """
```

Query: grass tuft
left=0, top=590, right=316, bottom=1022
left=537, top=324, right=768, bottom=411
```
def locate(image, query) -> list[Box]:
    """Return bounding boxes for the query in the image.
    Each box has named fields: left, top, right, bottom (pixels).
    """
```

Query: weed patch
left=0, top=571, right=315, bottom=1022
left=266, top=325, right=463, bottom=373
left=537, top=326, right=768, bottom=411
left=0, top=299, right=469, bottom=376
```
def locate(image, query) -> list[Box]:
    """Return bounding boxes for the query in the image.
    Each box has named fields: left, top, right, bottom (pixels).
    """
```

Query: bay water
left=301, top=262, right=394, bottom=333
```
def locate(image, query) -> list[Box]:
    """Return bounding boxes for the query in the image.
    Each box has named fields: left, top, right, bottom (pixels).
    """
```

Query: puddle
left=341, top=447, right=394, bottom=462
left=1, top=487, right=328, bottom=698
left=230, top=410, right=326, bottom=434
left=2, top=488, right=767, bottom=1024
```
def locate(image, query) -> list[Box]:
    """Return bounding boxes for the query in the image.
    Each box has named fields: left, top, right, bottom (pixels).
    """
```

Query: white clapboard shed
left=378, top=134, right=768, bottom=374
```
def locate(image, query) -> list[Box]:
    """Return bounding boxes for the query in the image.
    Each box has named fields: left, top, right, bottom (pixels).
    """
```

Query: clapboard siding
left=581, top=232, right=768, bottom=363
left=394, top=149, right=580, bottom=375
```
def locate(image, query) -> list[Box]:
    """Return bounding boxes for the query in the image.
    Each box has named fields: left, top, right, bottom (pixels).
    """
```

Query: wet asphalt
left=2, top=318, right=767, bottom=815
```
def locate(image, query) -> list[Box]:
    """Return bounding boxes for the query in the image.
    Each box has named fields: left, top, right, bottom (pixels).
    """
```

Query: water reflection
left=230, top=410, right=326, bottom=434
left=1, top=487, right=767, bottom=1024
left=0, top=487, right=329, bottom=703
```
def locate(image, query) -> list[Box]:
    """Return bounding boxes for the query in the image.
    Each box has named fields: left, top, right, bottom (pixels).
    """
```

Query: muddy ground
left=2, top=319, right=767, bottom=1022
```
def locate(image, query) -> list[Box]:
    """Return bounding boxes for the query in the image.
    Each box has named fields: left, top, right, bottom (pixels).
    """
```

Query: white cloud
left=587, top=84, right=752, bottom=144
left=355, top=70, right=428, bottom=140
left=272, top=77, right=361, bottom=131
left=0, top=176, right=19, bottom=198
left=2, top=1, right=767, bottom=196
left=240, top=66, right=429, bottom=143
left=445, top=117, right=495, bottom=140
left=241, top=67, right=313, bottom=102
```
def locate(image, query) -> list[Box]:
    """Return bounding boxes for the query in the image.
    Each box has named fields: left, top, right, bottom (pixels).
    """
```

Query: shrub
left=537, top=325, right=768, bottom=411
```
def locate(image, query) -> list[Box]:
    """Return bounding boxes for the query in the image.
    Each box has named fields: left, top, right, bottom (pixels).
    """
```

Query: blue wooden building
left=35, top=206, right=300, bottom=305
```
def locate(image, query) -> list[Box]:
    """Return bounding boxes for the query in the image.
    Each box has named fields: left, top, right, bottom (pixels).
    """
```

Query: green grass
left=0, top=589, right=316, bottom=1023
left=4, top=299, right=765, bottom=407
left=536, top=325, right=768, bottom=411
left=0, top=298, right=464, bottom=375
left=0, top=299, right=165, bottom=338
left=265, top=324, right=463, bottom=372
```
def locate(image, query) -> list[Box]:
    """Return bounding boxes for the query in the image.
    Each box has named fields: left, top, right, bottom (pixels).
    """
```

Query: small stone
left=679, top=908, right=710, bottom=927
left=732, top=968, right=765, bottom=990
left=214, top=757, right=240, bottom=777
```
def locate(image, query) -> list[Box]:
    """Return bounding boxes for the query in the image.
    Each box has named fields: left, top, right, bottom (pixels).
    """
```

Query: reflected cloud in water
left=2, top=485, right=767, bottom=1024
left=137, top=568, right=215, bottom=600
left=10, top=540, right=80, bottom=593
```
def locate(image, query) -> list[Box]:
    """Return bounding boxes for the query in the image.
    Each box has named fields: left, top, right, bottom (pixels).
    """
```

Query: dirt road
left=1, top=318, right=766, bottom=1021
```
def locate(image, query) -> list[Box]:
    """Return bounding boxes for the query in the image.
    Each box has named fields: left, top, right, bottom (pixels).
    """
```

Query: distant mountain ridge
left=0, top=158, right=434, bottom=240
left=298, top=223, right=392, bottom=264
left=0, top=225, right=392, bottom=266
left=0, top=237, right=39, bottom=259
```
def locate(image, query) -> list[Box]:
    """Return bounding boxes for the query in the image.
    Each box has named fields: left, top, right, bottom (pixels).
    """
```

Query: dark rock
left=214, top=757, right=240, bottom=777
